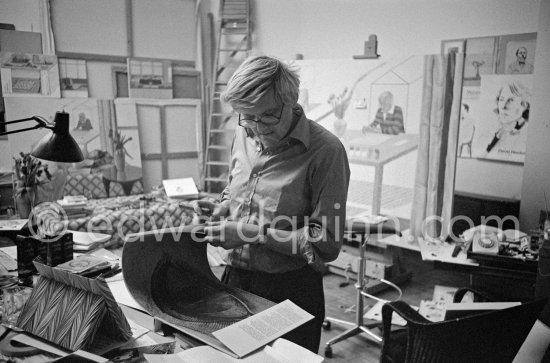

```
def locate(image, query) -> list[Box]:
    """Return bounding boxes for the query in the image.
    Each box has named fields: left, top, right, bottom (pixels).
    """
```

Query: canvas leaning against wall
left=127, top=58, right=173, bottom=99
left=0, top=52, right=60, bottom=97
left=293, top=55, right=424, bottom=140
left=291, top=55, right=425, bottom=219
left=59, top=58, right=89, bottom=98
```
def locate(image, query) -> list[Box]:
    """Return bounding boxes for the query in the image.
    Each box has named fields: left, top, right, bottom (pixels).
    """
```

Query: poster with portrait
left=470, top=74, right=532, bottom=163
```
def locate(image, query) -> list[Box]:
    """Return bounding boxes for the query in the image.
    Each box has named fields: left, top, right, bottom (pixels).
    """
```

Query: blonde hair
left=221, top=56, right=300, bottom=110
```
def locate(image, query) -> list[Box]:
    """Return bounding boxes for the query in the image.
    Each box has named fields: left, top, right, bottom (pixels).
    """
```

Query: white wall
left=251, top=0, right=539, bottom=60
left=0, top=0, right=40, bottom=32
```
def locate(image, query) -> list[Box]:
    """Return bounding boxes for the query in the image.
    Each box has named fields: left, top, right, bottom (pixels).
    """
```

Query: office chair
left=323, top=219, right=401, bottom=358
left=380, top=287, right=547, bottom=363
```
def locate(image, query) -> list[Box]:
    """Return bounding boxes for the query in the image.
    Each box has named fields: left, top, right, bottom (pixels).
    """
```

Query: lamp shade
left=31, top=112, right=84, bottom=163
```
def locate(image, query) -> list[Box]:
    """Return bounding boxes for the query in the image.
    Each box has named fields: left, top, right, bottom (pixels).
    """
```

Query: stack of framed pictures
left=442, top=32, right=537, bottom=164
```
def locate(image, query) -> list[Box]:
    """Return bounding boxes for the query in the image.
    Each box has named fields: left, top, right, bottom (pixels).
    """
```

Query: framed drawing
left=464, top=36, right=497, bottom=81
left=442, top=32, right=536, bottom=165
left=496, top=32, right=537, bottom=75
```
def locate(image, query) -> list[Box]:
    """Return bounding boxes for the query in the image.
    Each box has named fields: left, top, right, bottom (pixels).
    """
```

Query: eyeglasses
left=238, top=105, right=284, bottom=134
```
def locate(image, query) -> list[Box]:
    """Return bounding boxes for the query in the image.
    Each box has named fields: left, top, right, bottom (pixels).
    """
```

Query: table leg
left=120, top=180, right=137, bottom=196
left=372, top=165, right=383, bottom=216
left=102, top=177, right=111, bottom=198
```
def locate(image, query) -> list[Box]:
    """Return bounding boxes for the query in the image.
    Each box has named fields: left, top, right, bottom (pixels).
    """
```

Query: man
left=194, top=56, right=350, bottom=352
left=363, top=91, right=405, bottom=135
left=507, top=46, right=534, bottom=74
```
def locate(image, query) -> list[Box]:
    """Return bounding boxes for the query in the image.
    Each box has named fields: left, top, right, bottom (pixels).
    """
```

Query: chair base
left=323, top=316, right=382, bottom=358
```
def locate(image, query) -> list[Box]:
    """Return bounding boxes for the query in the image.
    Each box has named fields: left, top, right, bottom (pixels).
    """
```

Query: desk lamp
left=0, top=111, right=84, bottom=162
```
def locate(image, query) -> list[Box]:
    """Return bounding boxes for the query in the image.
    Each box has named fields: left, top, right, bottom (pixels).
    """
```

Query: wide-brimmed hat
left=122, top=225, right=275, bottom=336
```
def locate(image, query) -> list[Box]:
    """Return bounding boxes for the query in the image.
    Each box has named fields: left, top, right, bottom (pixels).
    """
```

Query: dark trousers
left=221, top=265, right=325, bottom=353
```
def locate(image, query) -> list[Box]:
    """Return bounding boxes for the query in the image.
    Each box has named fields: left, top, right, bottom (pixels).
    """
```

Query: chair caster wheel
left=322, top=320, right=331, bottom=330
left=324, top=346, right=333, bottom=358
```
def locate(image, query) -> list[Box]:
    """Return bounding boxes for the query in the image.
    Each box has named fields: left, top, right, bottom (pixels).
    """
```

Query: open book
left=162, top=177, right=199, bottom=199
left=143, top=338, right=323, bottom=363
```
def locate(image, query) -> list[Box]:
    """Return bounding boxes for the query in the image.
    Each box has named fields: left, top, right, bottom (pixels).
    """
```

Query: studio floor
left=319, top=247, right=470, bottom=362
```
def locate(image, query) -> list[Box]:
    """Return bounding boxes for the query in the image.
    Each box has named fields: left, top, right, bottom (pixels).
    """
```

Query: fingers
left=191, top=200, right=217, bottom=219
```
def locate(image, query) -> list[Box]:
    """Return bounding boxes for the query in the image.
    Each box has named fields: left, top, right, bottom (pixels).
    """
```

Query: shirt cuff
left=298, top=226, right=326, bottom=272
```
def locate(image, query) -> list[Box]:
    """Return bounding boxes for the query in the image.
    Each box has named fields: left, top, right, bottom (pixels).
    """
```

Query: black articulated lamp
left=0, top=111, right=84, bottom=163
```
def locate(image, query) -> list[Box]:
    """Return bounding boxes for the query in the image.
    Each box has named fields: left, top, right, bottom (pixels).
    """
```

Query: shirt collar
left=286, top=104, right=311, bottom=150
left=384, top=105, right=395, bottom=114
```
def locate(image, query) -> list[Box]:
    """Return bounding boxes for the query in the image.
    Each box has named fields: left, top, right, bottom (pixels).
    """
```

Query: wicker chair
left=380, top=287, right=547, bottom=363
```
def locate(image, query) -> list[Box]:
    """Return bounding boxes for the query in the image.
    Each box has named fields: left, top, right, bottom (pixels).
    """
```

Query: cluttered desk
left=380, top=225, right=540, bottom=301
left=0, top=224, right=325, bottom=362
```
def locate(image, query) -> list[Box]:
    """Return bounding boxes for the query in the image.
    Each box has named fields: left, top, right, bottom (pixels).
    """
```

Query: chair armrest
left=382, top=300, right=431, bottom=326
left=453, top=287, right=495, bottom=303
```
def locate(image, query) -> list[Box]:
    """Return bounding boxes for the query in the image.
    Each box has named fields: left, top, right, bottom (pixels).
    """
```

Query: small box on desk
left=16, top=233, right=74, bottom=274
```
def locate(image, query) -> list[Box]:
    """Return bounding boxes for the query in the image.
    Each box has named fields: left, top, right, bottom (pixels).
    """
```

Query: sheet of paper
left=363, top=301, right=411, bottom=326
left=0, top=219, right=28, bottom=230
left=212, top=299, right=313, bottom=358
left=270, top=338, right=324, bottom=363
left=144, top=344, right=293, bottom=363
left=107, top=279, right=146, bottom=312
left=417, top=238, right=478, bottom=266
left=0, top=248, right=17, bottom=271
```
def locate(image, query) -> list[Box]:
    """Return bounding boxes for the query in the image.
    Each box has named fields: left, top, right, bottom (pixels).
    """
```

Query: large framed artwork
left=0, top=52, right=60, bottom=97
left=127, top=58, right=173, bottom=99
left=59, top=58, right=89, bottom=98
left=444, top=32, right=536, bottom=164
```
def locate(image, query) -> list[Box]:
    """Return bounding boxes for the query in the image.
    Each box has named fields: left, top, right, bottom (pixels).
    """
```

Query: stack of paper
left=69, top=230, right=111, bottom=252
left=57, top=196, right=91, bottom=219
left=55, top=254, right=117, bottom=278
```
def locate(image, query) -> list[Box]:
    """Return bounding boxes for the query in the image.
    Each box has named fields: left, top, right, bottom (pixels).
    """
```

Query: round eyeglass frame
left=238, top=104, right=285, bottom=129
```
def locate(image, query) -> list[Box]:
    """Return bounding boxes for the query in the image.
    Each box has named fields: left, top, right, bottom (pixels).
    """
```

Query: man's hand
left=203, top=220, right=261, bottom=249
left=191, top=200, right=230, bottom=220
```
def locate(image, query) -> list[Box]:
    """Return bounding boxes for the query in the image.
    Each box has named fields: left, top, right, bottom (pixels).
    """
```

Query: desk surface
left=347, top=133, right=419, bottom=166
left=379, top=229, right=479, bottom=267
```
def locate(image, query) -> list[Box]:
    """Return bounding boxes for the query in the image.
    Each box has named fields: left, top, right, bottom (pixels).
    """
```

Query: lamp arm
left=0, top=116, right=53, bottom=136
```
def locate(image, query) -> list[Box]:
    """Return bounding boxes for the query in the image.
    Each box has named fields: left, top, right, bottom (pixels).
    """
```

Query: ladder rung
left=206, top=161, right=230, bottom=166
left=211, top=112, right=234, bottom=117
left=221, top=28, right=249, bottom=34
left=205, top=177, right=228, bottom=183
left=210, top=128, right=233, bottom=133
left=208, top=145, right=230, bottom=150
left=215, top=81, right=228, bottom=85
left=219, top=48, right=248, bottom=52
